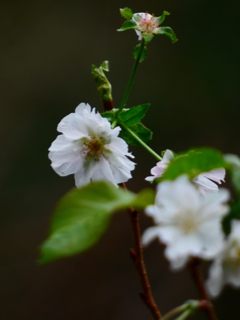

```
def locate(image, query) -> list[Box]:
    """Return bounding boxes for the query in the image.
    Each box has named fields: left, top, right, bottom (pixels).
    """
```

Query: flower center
left=181, top=218, right=197, bottom=234
left=225, top=241, right=240, bottom=262
left=82, top=136, right=105, bottom=161
left=224, top=244, right=240, bottom=271
left=138, top=14, right=159, bottom=34
left=173, top=210, right=198, bottom=235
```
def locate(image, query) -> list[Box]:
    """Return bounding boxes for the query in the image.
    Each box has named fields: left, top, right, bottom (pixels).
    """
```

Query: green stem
left=121, top=123, right=162, bottom=161
left=111, top=119, right=118, bottom=129
left=176, top=310, right=192, bottom=320
left=117, top=39, right=145, bottom=113
left=162, top=300, right=200, bottom=320
left=161, top=305, right=187, bottom=320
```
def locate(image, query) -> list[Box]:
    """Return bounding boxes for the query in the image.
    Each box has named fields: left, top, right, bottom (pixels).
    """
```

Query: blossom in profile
left=145, top=149, right=225, bottom=194
left=49, top=103, right=135, bottom=187
left=193, top=168, right=225, bottom=195
left=207, top=220, right=240, bottom=297
left=132, top=13, right=161, bottom=41
left=145, top=149, right=174, bottom=182
left=142, top=175, right=229, bottom=270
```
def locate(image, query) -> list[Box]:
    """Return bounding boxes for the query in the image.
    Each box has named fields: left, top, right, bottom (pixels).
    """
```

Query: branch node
left=198, top=299, right=213, bottom=311
left=130, top=248, right=137, bottom=262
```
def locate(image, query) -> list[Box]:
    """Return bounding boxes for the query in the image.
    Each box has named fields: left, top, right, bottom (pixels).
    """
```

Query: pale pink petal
left=202, top=168, right=225, bottom=183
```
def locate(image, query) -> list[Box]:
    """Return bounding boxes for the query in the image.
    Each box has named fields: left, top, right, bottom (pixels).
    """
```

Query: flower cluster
left=49, top=103, right=135, bottom=187
left=46, top=8, right=240, bottom=305
left=143, top=150, right=240, bottom=296
left=144, top=149, right=240, bottom=298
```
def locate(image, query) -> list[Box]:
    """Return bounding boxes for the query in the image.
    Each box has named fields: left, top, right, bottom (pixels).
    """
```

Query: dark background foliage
left=1, top=0, right=240, bottom=319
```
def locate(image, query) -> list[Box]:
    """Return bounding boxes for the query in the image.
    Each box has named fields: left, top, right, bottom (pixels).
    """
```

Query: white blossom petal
left=206, top=258, right=224, bottom=297
left=142, top=227, right=161, bottom=246
left=202, top=168, right=225, bottom=183
left=166, top=253, right=189, bottom=270
left=207, top=220, right=240, bottom=297
left=193, top=175, right=219, bottom=194
left=75, top=102, right=91, bottom=114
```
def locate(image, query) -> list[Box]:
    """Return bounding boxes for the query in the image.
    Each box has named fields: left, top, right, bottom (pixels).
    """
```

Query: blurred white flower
left=145, top=149, right=225, bottom=194
left=132, top=13, right=160, bottom=40
left=192, top=168, right=225, bottom=195
left=49, top=103, right=135, bottom=187
left=142, top=175, right=229, bottom=270
left=207, top=220, right=240, bottom=297
left=145, top=149, right=174, bottom=182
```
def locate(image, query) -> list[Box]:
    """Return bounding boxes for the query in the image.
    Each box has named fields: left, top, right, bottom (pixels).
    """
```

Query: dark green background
left=1, top=0, right=240, bottom=319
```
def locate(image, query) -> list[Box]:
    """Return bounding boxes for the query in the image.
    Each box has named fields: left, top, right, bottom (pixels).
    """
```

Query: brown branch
left=188, top=258, right=218, bottom=320
left=120, top=183, right=162, bottom=320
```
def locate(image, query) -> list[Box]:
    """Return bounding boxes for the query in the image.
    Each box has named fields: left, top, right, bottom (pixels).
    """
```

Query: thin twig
left=188, top=258, right=218, bottom=320
left=120, top=183, right=162, bottom=319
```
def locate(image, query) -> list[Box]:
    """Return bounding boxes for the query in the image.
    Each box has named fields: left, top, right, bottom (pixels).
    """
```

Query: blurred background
left=1, top=0, right=240, bottom=319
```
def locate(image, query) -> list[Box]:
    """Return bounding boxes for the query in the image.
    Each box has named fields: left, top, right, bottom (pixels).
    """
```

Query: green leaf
left=118, top=104, right=150, bottom=126
left=142, top=33, right=154, bottom=43
left=131, top=188, right=155, bottom=208
left=120, top=7, right=133, bottom=19
left=117, top=20, right=137, bottom=32
left=120, top=122, right=152, bottom=146
left=133, top=44, right=147, bottom=62
left=160, top=147, right=225, bottom=181
left=224, top=154, right=240, bottom=196
left=157, top=11, right=170, bottom=25
left=99, top=60, right=109, bottom=72
left=222, top=200, right=240, bottom=235
left=156, top=26, right=178, bottom=43
left=101, top=109, right=117, bottom=122
left=39, top=181, right=154, bottom=264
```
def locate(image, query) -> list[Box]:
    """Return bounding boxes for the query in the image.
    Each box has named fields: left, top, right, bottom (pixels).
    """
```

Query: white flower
left=142, top=175, right=229, bottom=270
left=207, top=220, right=240, bottom=297
left=145, top=149, right=225, bottom=194
left=132, top=13, right=160, bottom=41
left=48, top=103, right=135, bottom=187
left=192, top=168, right=225, bottom=195
left=145, top=149, right=174, bottom=182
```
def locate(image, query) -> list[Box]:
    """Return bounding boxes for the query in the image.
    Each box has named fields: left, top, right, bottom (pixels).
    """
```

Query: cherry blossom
left=145, top=149, right=174, bottom=182
left=142, top=175, right=229, bottom=270
left=49, top=103, right=135, bottom=187
left=132, top=13, right=161, bottom=41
